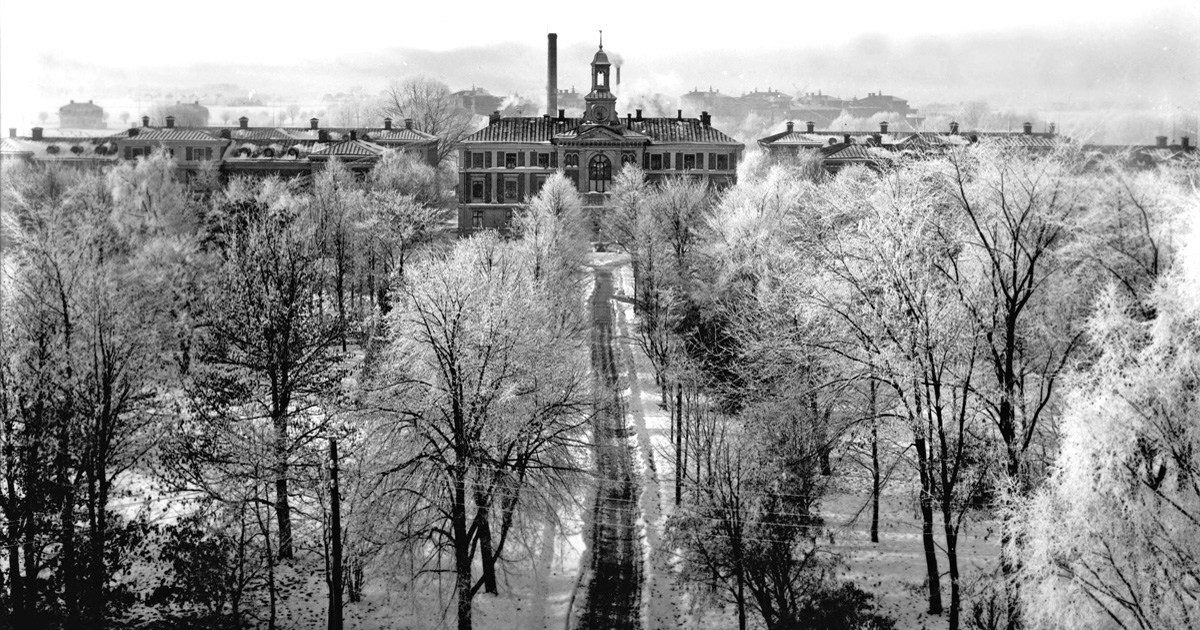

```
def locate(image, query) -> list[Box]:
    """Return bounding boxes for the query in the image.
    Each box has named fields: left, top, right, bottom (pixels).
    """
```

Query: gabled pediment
left=555, top=123, right=650, bottom=145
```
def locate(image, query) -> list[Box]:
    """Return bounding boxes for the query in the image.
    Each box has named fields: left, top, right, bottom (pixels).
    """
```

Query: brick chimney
left=806, top=121, right=815, bottom=133
left=1156, top=136, right=1168, bottom=148
left=701, top=111, right=710, bottom=126
left=950, top=121, right=959, bottom=135
left=32, top=127, right=43, bottom=140
left=547, top=33, right=558, bottom=116
left=166, top=115, right=176, bottom=129
left=142, top=116, right=150, bottom=127
left=239, top=117, right=249, bottom=129
left=880, top=121, right=889, bottom=134
left=558, top=109, right=565, bottom=122
left=405, top=118, right=414, bottom=130
left=8, top=128, right=14, bottom=138
left=1183, top=136, right=1191, bottom=150
left=349, top=130, right=357, bottom=141
left=636, top=109, right=643, bottom=121
left=384, top=118, right=392, bottom=130
left=843, top=133, right=852, bottom=144
left=786, top=121, right=794, bottom=133
left=1023, top=122, right=1032, bottom=135
left=310, top=118, right=319, bottom=130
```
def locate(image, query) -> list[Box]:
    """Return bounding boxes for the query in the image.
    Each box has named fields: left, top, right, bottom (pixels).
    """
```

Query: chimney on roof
left=880, top=121, right=889, bottom=134
left=220, top=129, right=230, bottom=139
left=616, top=65, right=621, bottom=86
left=626, top=113, right=632, bottom=126
left=547, top=33, right=558, bottom=117
left=383, top=118, right=392, bottom=130
left=1183, top=136, right=1191, bottom=150
left=1049, top=123, right=1056, bottom=135
left=405, top=118, right=414, bottom=130
left=844, top=133, right=851, bottom=144
left=1157, top=135, right=1168, bottom=148
left=490, top=110, right=501, bottom=124
left=142, top=116, right=150, bottom=127
left=636, top=109, right=642, bottom=121
left=166, top=115, right=176, bottom=129
left=32, top=127, right=43, bottom=140
left=950, top=121, right=959, bottom=135
left=677, top=110, right=682, bottom=121
left=1023, top=122, right=1033, bottom=135
left=701, top=111, right=710, bottom=126
left=8, top=128, right=14, bottom=138
left=558, top=109, right=565, bottom=121
left=806, top=121, right=815, bottom=133
left=350, top=130, right=357, bottom=141
left=239, top=116, right=249, bottom=129
left=786, top=121, right=794, bottom=133
left=310, top=118, right=319, bottom=130
left=318, top=130, right=329, bottom=142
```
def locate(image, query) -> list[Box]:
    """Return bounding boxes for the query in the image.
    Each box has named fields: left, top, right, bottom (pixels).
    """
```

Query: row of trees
left=601, top=145, right=1197, bottom=630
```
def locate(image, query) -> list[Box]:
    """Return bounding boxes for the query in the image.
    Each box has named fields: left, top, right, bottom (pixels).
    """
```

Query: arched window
left=565, top=152, right=579, bottom=167
left=588, top=154, right=612, bottom=193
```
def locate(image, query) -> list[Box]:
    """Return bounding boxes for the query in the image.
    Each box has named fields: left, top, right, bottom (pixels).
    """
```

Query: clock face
left=592, top=105, right=608, bottom=121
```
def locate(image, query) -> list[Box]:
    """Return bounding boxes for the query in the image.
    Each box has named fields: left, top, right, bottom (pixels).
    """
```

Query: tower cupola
left=584, top=32, right=618, bottom=126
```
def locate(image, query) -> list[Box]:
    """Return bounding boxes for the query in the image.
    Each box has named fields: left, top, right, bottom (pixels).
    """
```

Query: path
left=578, top=266, right=643, bottom=630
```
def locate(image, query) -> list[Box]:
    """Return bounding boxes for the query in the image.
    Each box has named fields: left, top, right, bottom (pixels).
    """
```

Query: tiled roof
left=463, top=118, right=582, bottom=143
left=1, top=138, right=120, bottom=160
left=309, top=140, right=387, bottom=157
left=1, top=138, right=32, bottom=154
left=821, top=144, right=886, bottom=161
left=131, top=129, right=222, bottom=142
left=462, top=116, right=744, bottom=146
left=229, top=128, right=296, bottom=141
left=224, top=140, right=316, bottom=160
left=374, top=129, right=438, bottom=142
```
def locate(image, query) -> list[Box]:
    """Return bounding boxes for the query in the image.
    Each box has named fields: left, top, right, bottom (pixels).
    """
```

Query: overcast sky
left=2, top=0, right=1194, bottom=68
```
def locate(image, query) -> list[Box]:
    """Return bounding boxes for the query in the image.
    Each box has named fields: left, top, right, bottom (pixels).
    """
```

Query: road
left=578, top=266, right=643, bottom=630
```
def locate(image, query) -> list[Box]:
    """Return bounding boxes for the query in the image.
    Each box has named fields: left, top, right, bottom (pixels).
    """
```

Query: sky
left=2, top=0, right=1194, bottom=67
left=1, top=0, right=1197, bottom=139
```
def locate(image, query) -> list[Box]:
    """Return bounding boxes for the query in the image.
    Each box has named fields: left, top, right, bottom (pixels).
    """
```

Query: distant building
left=58, top=100, right=105, bottom=129
left=2, top=116, right=438, bottom=184
left=788, top=91, right=918, bottom=126
left=457, top=41, right=744, bottom=235
left=454, top=87, right=504, bottom=117
left=757, top=120, right=1109, bottom=172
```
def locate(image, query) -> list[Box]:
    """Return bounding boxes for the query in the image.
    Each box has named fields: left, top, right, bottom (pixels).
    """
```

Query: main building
left=456, top=38, right=744, bottom=234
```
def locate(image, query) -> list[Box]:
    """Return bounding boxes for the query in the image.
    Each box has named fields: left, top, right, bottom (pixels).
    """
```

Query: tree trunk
left=57, top=414, right=80, bottom=628
left=476, top=501, right=498, bottom=595
left=328, top=438, right=343, bottom=630
left=453, top=474, right=473, bottom=630
left=4, top=419, right=24, bottom=623
left=675, top=381, right=683, bottom=506
left=914, top=434, right=943, bottom=615
left=273, top=414, right=293, bottom=560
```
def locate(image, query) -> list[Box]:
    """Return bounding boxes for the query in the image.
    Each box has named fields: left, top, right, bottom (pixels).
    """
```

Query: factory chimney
left=547, top=33, right=558, bottom=116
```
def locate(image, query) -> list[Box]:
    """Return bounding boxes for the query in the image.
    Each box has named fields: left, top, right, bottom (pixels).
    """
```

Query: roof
left=59, top=101, right=103, bottom=112
left=462, top=116, right=743, bottom=146
left=374, top=128, right=439, bottom=142
left=1, top=137, right=120, bottom=161
left=130, top=129, right=222, bottom=142
left=308, top=140, right=388, bottom=158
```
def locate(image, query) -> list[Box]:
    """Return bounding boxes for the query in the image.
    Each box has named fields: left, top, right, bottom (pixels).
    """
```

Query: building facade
left=58, top=100, right=106, bottom=129
left=458, top=44, right=744, bottom=234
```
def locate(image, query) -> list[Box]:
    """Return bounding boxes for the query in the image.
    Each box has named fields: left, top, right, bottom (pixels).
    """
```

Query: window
left=650, top=154, right=663, bottom=170
left=505, top=209, right=513, bottom=229
left=505, top=153, right=517, bottom=169
left=503, top=176, right=518, bottom=202
left=472, top=152, right=485, bottom=168
left=537, top=152, right=550, bottom=168
left=186, top=147, right=194, bottom=160
left=565, top=152, right=579, bottom=168
left=471, top=175, right=486, bottom=202
left=621, top=152, right=637, bottom=166
left=717, top=154, right=729, bottom=170
left=683, top=154, right=696, bottom=170
left=533, top=174, right=548, bottom=194
left=596, top=71, right=606, bottom=88
left=588, top=154, right=612, bottom=193
left=472, top=210, right=484, bottom=229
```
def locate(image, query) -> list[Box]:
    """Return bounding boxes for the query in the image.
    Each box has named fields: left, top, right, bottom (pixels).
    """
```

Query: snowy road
left=578, top=266, right=644, bottom=630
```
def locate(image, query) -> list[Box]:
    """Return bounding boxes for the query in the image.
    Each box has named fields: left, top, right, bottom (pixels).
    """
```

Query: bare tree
left=379, top=76, right=480, bottom=165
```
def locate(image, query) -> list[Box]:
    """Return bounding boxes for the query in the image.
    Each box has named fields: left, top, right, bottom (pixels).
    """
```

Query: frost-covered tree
left=1020, top=206, right=1200, bottom=630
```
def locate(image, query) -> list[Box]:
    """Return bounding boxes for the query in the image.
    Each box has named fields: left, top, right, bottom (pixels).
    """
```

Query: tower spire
left=599, top=30, right=603, bottom=50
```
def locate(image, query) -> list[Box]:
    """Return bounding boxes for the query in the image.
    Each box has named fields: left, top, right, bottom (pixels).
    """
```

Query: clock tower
left=584, top=37, right=618, bottom=126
